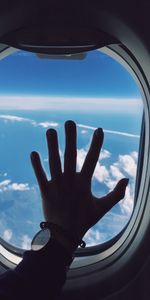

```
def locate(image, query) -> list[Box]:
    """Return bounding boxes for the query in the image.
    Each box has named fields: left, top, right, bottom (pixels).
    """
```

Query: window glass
left=0, top=49, right=143, bottom=249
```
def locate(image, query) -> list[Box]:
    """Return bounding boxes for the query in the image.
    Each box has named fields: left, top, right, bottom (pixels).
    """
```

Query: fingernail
left=124, top=178, right=129, bottom=185
left=46, top=128, right=56, bottom=135
left=95, top=128, right=103, bottom=136
left=31, top=151, right=35, bottom=158
left=65, top=120, right=76, bottom=128
left=31, top=151, right=37, bottom=159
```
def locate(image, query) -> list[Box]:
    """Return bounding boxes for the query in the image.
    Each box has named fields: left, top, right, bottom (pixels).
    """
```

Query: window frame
left=61, top=44, right=150, bottom=298
left=0, top=43, right=149, bottom=300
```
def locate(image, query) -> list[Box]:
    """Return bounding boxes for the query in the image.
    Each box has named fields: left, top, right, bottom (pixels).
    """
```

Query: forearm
left=0, top=239, right=73, bottom=300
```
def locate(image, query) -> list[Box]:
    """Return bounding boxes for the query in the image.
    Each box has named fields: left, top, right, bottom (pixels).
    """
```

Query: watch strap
left=38, top=237, right=74, bottom=267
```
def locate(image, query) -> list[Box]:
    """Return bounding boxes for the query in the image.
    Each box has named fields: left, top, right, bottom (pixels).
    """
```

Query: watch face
left=31, top=228, right=51, bottom=251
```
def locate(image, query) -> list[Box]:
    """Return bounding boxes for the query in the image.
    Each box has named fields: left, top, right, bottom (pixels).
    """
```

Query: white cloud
left=104, top=179, right=117, bottom=191
left=120, top=185, right=134, bottom=215
left=77, top=124, right=140, bottom=139
left=0, top=95, right=142, bottom=113
left=0, top=186, right=41, bottom=249
left=77, top=148, right=110, bottom=169
left=77, top=148, right=110, bottom=183
left=0, top=179, right=11, bottom=187
left=94, top=164, right=110, bottom=183
left=38, top=121, right=59, bottom=128
left=84, top=228, right=102, bottom=246
left=74, top=147, right=137, bottom=218
left=130, top=151, right=138, bottom=161
left=21, top=234, right=31, bottom=250
left=105, top=178, right=134, bottom=217
left=77, top=148, right=87, bottom=171
left=110, top=165, right=124, bottom=180
left=9, top=183, right=30, bottom=191
left=103, top=152, right=138, bottom=216
left=78, top=124, right=96, bottom=131
left=107, top=211, right=129, bottom=224
left=3, top=229, right=13, bottom=242
left=104, top=129, right=140, bottom=139
left=100, top=149, right=111, bottom=160
left=0, top=114, right=59, bottom=130
left=0, top=172, right=8, bottom=177
left=78, top=149, right=137, bottom=218
left=81, top=129, right=87, bottom=134
left=0, top=114, right=140, bottom=140
left=0, top=180, right=30, bottom=192
left=114, top=152, right=138, bottom=177
left=84, top=224, right=120, bottom=246
left=44, top=158, right=48, bottom=162
left=0, top=114, right=35, bottom=124
left=59, top=149, right=63, bottom=158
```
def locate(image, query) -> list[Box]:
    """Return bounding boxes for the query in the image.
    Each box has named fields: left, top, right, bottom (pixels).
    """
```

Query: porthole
left=0, top=44, right=144, bottom=270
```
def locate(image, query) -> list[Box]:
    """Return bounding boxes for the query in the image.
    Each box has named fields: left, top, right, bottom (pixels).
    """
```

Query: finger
left=81, top=128, right=104, bottom=180
left=95, top=178, right=129, bottom=219
left=46, top=128, right=62, bottom=182
left=64, top=120, right=77, bottom=178
left=30, top=151, right=48, bottom=192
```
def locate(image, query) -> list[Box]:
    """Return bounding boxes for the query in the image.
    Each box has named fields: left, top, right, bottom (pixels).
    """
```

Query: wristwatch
left=31, top=222, right=86, bottom=251
left=31, top=225, right=51, bottom=251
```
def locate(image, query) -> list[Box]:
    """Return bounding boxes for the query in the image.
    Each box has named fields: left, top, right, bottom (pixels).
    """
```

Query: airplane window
left=0, top=48, right=143, bottom=252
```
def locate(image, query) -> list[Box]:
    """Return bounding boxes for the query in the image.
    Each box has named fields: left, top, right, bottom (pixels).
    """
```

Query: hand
left=31, top=120, right=128, bottom=253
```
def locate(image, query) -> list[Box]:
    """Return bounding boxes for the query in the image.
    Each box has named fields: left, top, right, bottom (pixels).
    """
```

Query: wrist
left=51, top=229, right=78, bottom=255
left=38, top=222, right=86, bottom=256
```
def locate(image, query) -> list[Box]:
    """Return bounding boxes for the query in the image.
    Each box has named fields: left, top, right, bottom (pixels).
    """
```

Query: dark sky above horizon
left=0, top=50, right=141, bottom=98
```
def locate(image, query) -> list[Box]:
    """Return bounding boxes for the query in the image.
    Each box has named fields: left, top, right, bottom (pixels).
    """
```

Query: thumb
left=112, top=178, right=129, bottom=201
left=95, top=178, right=129, bottom=220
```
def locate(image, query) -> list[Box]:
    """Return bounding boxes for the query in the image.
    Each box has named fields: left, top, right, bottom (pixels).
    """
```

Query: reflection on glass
left=0, top=50, right=143, bottom=249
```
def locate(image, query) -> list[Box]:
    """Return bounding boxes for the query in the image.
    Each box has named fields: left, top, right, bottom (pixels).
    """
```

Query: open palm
left=31, top=120, right=128, bottom=245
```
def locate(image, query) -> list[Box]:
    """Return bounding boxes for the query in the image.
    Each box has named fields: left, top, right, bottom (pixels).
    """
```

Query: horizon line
left=0, top=95, right=143, bottom=112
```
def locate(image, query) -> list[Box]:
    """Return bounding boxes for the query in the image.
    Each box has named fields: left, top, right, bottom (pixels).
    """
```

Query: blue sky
left=0, top=49, right=141, bottom=98
left=0, top=49, right=144, bottom=250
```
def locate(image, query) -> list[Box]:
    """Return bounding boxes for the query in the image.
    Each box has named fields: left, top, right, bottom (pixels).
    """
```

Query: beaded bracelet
left=40, top=221, right=86, bottom=248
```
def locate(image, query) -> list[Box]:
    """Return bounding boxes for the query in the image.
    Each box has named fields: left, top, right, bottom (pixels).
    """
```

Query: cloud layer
left=0, top=145, right=137, bottom=249
left=0, top=114, right=140, bottom=139
left=0, top=114, right=58, bottom=129
left=0, top=116, right=139, bottom=249
left=0, top=96, right=143, bottom=113
left=77, top=147, right=137, bottom=218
